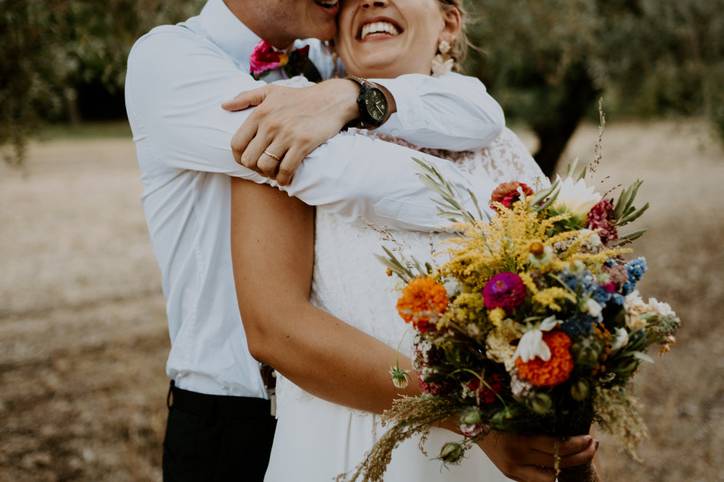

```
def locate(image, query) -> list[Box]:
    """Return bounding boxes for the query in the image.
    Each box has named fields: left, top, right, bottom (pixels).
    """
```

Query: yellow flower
left=488, top=308, right=506, bottom=328
left=532, top=288, right=576, bottom=312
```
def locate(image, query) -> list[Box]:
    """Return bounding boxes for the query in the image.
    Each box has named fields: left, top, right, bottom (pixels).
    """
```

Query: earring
left=432, top=40, right=455, bottom=77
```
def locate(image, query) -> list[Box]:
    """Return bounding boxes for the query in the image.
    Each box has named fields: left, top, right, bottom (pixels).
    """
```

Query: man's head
left=230, top=0, right=340, bottom=48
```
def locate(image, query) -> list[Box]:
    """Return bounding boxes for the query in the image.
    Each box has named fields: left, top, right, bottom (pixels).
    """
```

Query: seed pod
left=529, top=393, right=553, bottom=415
left=389, top=365, right=409, bottom=389
left=571, top=379, right=590, bottom=401
left=460, top=408, right=482, bottom=426
left=439, top=442, right=465, bottom=464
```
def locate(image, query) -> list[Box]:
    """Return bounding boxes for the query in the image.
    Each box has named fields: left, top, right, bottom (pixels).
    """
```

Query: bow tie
left=249, top=40, right=322, bottom=83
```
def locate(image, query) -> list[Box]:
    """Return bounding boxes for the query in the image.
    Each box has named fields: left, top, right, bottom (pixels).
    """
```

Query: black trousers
left=163, top=382, right=277, bottom=482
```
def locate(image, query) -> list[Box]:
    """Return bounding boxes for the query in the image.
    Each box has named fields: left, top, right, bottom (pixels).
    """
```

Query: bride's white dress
left=264, top=129, right=547, bottom=482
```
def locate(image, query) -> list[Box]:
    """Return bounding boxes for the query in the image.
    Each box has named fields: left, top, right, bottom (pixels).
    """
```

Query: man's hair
left=438, top=0, right=470, bottom=69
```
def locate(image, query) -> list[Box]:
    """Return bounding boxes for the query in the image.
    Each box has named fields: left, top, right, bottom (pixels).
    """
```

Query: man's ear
left=439, top=6, right=462, bottom=47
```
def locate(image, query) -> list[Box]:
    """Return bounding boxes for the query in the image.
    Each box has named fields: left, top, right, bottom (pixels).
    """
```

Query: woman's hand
left=222, top=79, right=360, bottom=186
left=478, top=432, right=598, bottom=482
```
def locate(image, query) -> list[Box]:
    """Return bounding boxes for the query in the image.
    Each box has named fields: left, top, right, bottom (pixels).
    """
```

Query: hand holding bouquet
left=347, top=161, right=680, bottom=482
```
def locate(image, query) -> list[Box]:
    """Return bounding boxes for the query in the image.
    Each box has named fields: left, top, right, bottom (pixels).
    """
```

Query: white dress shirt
left=125, top=0, right=504, bottom=398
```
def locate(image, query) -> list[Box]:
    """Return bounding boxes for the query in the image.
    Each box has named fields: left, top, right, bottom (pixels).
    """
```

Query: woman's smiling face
left=336, top=0, right=457, bottom=78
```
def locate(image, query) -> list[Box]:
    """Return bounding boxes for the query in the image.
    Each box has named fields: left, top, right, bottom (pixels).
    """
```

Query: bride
left=231, top=0, right=598, bottom=481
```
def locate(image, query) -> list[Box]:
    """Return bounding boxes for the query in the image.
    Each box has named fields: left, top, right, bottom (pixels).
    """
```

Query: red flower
left=587, top=199, right=618, bottom=244
left=466, top=372, right=504, bottom=405
left=419, top=376, right=443, bottom=396
left=490, top=182, right=534, bottom=210
left=483, top=272, right=527, bottom=313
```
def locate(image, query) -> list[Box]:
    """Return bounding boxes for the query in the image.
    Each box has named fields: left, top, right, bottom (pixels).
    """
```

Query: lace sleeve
left=365, top=128, right=549, bottom=191
left=470, top=128, right=550, bottom=189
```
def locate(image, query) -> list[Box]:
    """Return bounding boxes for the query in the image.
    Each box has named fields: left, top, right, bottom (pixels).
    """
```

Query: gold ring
left=263, top=150, right=281, bottom=162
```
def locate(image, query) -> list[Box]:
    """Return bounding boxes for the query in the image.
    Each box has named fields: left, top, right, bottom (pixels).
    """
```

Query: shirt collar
left=199, top=0, right=261, bottom=69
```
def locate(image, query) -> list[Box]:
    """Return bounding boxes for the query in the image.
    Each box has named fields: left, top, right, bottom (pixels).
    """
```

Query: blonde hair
left=438, top=0, right=470, bottom=67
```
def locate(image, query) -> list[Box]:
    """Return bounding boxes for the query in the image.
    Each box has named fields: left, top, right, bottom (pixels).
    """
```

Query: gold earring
left=432, top=40, right=455, bottom=77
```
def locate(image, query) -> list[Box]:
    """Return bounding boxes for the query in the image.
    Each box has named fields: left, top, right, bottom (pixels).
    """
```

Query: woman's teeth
left=361, top=22, right=401, bottom=40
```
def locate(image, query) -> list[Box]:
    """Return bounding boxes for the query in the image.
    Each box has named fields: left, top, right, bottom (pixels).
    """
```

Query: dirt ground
left=1, top=120, right=723, bottom=481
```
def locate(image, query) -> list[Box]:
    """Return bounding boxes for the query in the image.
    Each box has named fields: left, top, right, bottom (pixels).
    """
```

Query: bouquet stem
left=557, top=462, right=598, bottom=482
left=554, top=403, right=597, bottom=482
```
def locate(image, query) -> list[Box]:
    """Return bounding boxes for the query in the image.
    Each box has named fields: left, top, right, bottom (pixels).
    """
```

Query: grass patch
left=38, top=120, right=132, bottom=141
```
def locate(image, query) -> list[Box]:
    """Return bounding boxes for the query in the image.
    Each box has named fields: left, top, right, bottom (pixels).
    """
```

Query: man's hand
left=222, top=79, right=360, bottom=186
left=478, top=432, right=598, bottom=482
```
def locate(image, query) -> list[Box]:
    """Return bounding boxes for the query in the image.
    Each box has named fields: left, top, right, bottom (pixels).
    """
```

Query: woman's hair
left=438, top=0, right=470, bottom=67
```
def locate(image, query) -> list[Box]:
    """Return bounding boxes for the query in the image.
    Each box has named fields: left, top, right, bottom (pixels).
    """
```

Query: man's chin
left=306, top=22, right=337, bottom=42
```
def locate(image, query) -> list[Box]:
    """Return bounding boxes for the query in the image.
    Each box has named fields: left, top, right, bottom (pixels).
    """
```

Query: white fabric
left=266, top=128, right=547, bottom=481
left=125, top=0, right=505, bottom=398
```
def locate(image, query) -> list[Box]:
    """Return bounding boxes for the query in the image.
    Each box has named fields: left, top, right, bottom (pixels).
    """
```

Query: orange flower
left=515, top=331, right=574, bottom=387
left=397, top=277, right=449, bottom=333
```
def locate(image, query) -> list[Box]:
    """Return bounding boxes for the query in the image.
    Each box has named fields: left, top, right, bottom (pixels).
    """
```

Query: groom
left=126, top=0, right=596, bottom=481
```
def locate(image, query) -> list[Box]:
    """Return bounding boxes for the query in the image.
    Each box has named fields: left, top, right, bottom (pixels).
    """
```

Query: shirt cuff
left=372, top=76, right=422, bottom=136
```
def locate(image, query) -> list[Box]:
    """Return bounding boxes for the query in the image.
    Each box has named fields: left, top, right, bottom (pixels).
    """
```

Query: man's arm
left=373, top=72, right=505, bottom=150
left=231, top=179, right=598, bottom=477
left=126, top=30, right=495, bottom=231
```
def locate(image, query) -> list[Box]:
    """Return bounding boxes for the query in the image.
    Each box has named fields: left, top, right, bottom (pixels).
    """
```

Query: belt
left=168, top=381, right=272, bottom=418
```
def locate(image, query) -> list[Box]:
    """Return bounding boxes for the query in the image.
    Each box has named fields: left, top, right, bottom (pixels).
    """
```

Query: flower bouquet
left=346, top=160, right=680, bottom=482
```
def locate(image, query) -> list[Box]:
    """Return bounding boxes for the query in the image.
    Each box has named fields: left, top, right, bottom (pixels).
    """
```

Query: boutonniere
left=250, top=40, right=290, bottom=80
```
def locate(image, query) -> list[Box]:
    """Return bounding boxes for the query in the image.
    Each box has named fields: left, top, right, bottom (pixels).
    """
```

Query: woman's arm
left=230, top=178, right=419, bottom=413
left=230, top=179, right=598, bottom=476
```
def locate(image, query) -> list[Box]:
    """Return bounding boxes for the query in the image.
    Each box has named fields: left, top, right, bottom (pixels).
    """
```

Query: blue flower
left=562, top=314, right=597, bottom=337
left=625, top=258, right=648, bottom=284
left=592, top=286, right=612, bottom=305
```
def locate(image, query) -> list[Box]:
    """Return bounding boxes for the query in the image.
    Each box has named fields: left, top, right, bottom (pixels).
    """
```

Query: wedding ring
left=263, top=150, right=281, bottom=162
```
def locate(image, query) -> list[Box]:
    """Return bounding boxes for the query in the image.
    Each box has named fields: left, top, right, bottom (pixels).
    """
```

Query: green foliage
left=465, top=0, right=724, bottom=172
left=1, top=0, right=203, bottom=164
left=2, top=0, right=723, bottom=166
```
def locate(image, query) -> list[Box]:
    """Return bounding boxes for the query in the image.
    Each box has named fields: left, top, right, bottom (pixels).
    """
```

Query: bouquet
left=346, top=159, right=681, bottom=482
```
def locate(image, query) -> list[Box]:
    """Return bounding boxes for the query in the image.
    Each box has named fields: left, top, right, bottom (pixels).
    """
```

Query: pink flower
left=249, top=40, right=289, bottom=79
left=587, top=199, right=618, bottom=244
left=483, top=273, right=527, bottom=313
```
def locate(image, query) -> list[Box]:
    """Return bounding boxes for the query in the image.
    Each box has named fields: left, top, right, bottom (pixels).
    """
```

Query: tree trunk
left=532, top=64, right=600, bottom=177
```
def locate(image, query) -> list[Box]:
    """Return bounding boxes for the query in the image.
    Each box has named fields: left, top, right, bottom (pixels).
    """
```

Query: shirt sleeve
left=125, top=29, right=495, bottom=232
left=373, top=73, right=506, bottom=152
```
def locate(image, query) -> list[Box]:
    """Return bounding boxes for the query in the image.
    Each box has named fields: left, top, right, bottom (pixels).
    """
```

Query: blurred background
left=1, top=1, right=723, bottom=481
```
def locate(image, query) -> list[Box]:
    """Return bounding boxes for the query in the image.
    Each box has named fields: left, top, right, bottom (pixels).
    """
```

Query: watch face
left=365, top=88, right=388, bottom=123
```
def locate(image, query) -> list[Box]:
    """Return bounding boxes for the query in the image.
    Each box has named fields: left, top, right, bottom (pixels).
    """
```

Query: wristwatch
left=346, top=76, right=394, bottom=129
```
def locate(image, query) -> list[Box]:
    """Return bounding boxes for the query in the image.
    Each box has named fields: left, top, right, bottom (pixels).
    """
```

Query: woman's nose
left=361, top=0, right=388, bottom=8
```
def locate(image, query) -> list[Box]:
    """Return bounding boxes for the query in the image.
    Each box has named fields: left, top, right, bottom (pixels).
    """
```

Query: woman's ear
left=438, top=6, right=462, bottom=47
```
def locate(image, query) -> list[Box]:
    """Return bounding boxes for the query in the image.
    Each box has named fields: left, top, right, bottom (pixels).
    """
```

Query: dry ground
left=1, top=120, right=723, bottom=481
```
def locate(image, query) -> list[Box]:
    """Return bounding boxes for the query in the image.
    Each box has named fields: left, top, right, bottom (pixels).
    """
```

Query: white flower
left=511, top=375, right=533, bottom=400
left=553, top=176, right=602, bottom=218
left=586, top=298, right=604, bottom=319
left=514, top=317, right=560, bottom=362
left=648, top=298, right=675, bottom=318
left=624, top=291, right=648, bottom=331
left=580, top=229, right=603, bottom=251
left=624, top=290, right=645, bottom=310
left=611, top=328, right=629, bottom=352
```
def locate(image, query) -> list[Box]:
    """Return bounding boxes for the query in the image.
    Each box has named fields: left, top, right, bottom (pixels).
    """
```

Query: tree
left=3, top=0, right=723, bottom=169
left=1, top=0, right=203, bottom=164
left=466, top=0, right=724, bottom=175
